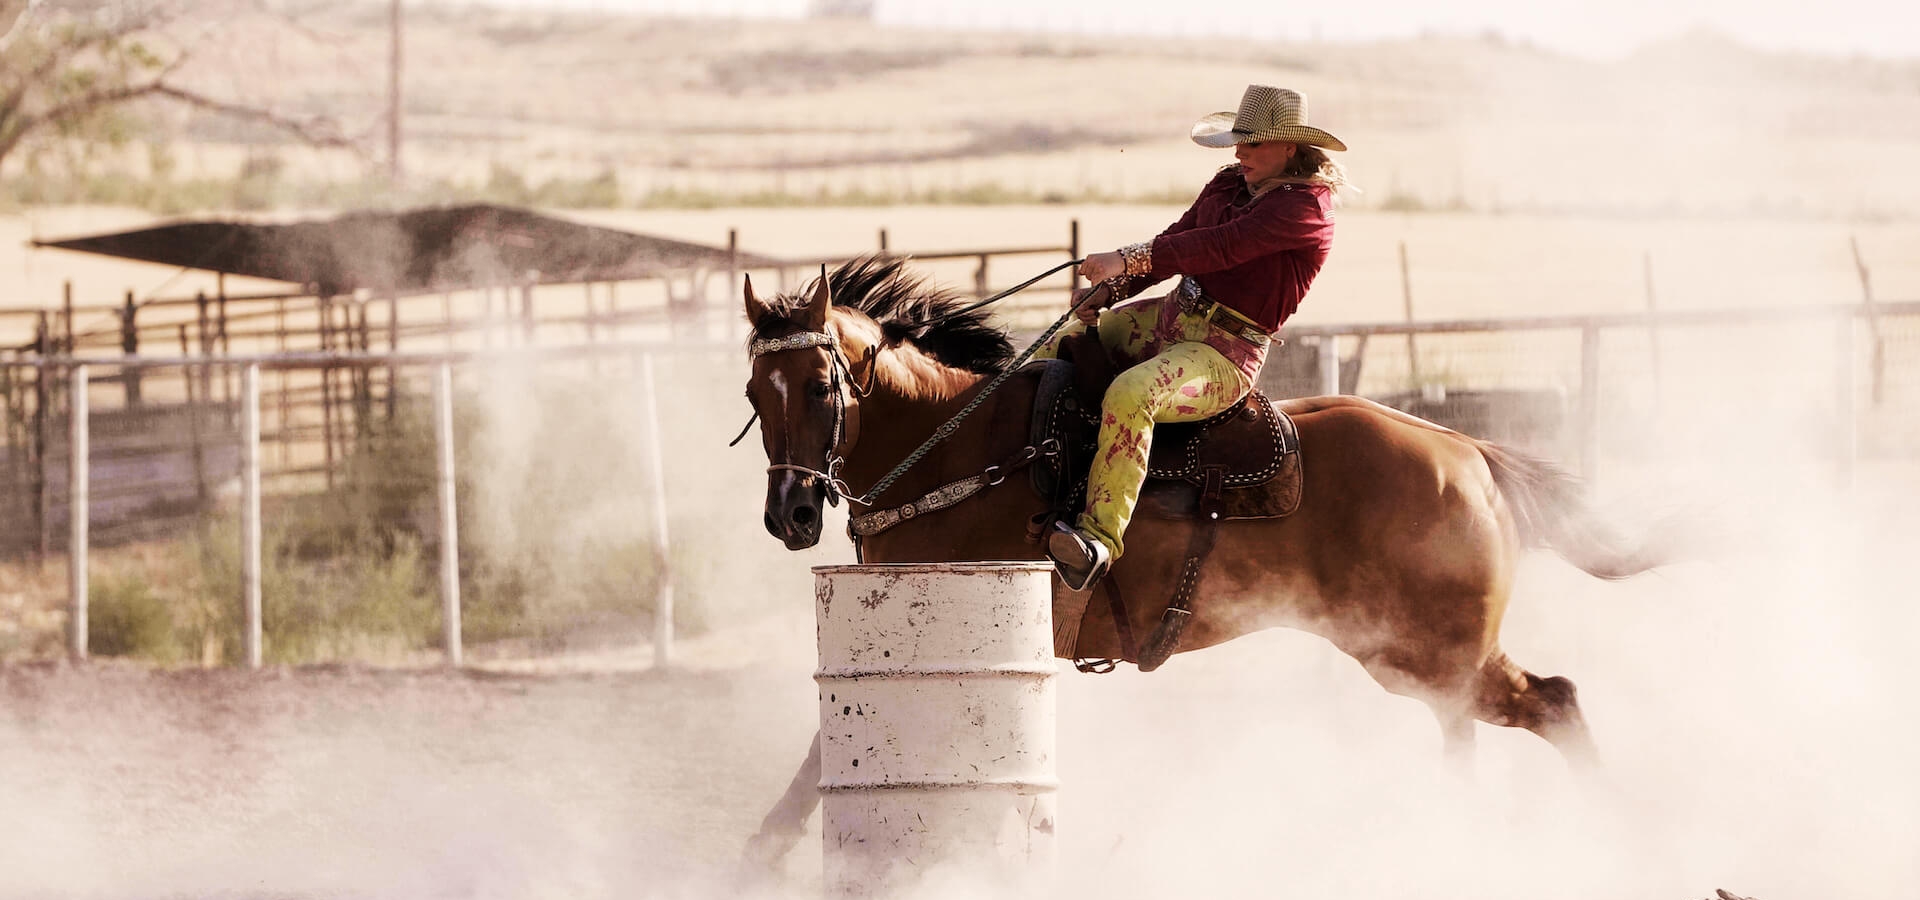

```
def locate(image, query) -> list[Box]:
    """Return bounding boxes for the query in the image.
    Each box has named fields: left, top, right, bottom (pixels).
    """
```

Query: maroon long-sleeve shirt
left=1115, top=165, right=1336, bottom=333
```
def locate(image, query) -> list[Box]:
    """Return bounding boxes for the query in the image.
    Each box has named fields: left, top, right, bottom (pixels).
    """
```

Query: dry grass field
left=3, top=6, right=1920, bottom=898
left=42, top=6, right=1914, bottom=215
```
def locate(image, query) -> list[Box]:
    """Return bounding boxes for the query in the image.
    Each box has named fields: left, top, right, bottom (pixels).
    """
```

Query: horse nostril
left=792, top=506, right=817, bottom=526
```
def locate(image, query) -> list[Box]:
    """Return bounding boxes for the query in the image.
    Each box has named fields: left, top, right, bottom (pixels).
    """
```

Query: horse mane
left=751, top=255, right=1014, bottom=375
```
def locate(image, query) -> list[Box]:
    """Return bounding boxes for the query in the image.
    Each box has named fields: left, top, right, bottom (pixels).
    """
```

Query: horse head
left=743, top=272, right=871, bottom=550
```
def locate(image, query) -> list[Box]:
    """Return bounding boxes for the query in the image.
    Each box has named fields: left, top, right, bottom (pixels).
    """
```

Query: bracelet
left=1118, top=241, right=1153, bottom=277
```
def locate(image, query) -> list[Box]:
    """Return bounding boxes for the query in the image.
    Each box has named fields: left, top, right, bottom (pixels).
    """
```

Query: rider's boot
left=1046, top=520, right=1112, bottom=592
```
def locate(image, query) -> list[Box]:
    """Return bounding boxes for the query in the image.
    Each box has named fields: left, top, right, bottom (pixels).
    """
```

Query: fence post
left=386, top=291, right=400, bottom=422
left=584, top=283, right=599, bottom=343
left=354, top=300, right=373, bottom=439
left=1399, top=241, right=1419, bottom=385
left=33, top=312, right=50, bottom=564
left=481, top=285, right=496, bottom=349
left=1578, top=324, right=1600, bottom=482
left=217, top=279, right=233, bottom=413
left=241, top=364, right=262, bottom=670
left=182, top=330, right=209, bottom=506
left=1318, top=335, right=1341, bottom=396
left=318, top=296, right=337, bottom=489
left=1850, top=235, right=1885, bottom=405
left=520, top=281, right=536, bottom=344
left=973, top=253, right=989, bottom=297
left=1068, top=219, right=1080, bottom=290
left=434, top=362, right=462, bottom=667
left=605, top=282, right=620, bottom=339
left=1836, top=314, right=1857, bottom=489
left=637, top=352, right=674, bottom=669
left=1643, top=251, right=1663, bottom=398
left=727, top=228, right=739, bottom=330
left=62, top=281, right=74, bottom=354
left=121, top=290, right=142, bottom=405
left=276, top=300, right=290, bottom=467
left=195, top=291, right=213, bottom=413
left=67, top=364, right=88, bottom=662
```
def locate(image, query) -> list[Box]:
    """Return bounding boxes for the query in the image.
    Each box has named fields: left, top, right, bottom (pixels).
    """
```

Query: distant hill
left=17, top=3, right=1920, bottom=218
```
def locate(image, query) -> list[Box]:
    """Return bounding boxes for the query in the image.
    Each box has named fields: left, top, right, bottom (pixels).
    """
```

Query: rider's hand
left=1071, top=286, right=1105, bottom=325
left=1080, top=251, right=1125, bottom=284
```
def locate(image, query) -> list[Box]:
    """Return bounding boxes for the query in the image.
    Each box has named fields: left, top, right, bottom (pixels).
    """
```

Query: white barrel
left=814, top=562, right=1057, bottom=899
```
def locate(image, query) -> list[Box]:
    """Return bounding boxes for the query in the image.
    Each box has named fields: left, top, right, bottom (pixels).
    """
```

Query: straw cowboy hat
left=1191, top=85, right=1346, bottom=152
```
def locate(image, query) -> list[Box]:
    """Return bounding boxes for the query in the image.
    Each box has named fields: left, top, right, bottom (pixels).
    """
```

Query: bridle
left=735, top=328, right=875, bottom=506
left=731, top=257, right=1103, bottom=511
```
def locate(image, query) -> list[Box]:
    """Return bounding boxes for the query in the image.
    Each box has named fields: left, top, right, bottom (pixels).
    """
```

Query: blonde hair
left=1283, top=144, right=1350, bottom=190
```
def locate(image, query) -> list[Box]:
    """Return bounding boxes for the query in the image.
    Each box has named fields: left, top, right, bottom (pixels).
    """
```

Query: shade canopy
left=32, top=204, right=786, bottom=295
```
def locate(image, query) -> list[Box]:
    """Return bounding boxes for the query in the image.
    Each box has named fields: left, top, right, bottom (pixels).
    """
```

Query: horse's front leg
left=741, top=729, right=822, bottom=871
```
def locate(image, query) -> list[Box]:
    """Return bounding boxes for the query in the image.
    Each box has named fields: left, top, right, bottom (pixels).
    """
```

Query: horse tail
left=1477, top=442, right=1668, bottom=580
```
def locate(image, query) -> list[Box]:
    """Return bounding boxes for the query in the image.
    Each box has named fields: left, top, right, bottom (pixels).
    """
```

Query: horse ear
left=743, top=273, right=770, bottom=328
left=801, top=265, right=832, bottom=332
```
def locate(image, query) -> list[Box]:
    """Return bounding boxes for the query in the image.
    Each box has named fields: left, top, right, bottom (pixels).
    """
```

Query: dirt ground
left=5, top=469, right=1918, bottom=899
left=4, top=10, right=1918, bottom=897
left=3, top=198, right=1918, bottom=898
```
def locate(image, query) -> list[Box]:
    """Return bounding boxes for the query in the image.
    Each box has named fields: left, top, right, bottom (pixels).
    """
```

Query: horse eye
left=810, top=381, right=834, bottom=399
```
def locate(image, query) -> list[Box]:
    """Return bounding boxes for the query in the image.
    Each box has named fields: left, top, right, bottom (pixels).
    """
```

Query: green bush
left=186, top=514, right=436, bottom=666
left=56, top=377, right=677, bottom=666
left=87, top=573, right=182, bottom=663
left=532, top=170, right=622, bottom=208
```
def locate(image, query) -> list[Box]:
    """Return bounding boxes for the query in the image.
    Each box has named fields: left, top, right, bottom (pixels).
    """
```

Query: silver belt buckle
left=1177, top=277, right=1209, bottom=315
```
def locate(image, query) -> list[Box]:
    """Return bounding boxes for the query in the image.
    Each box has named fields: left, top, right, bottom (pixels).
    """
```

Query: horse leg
left=1434, top=706, right=1478, bottom=776
left=741, top=730, right=822, bottom=871
left=1356, top=655, right=1481, bottom=771
left=1474, top=652, right=1601, bottom=769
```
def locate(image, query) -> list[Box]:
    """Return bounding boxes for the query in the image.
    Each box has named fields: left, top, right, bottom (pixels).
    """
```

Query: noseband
left=741, top=329, right=873, bottom=506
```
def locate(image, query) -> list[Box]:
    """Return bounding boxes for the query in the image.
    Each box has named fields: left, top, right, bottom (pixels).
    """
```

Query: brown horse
left=738, top=257, right=1670, bottom=862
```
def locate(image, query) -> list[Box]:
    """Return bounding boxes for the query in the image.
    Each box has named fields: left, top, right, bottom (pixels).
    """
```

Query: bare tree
left=0, top=0, right=363, bottom=174
left=0, top=1, right=47, bottom=53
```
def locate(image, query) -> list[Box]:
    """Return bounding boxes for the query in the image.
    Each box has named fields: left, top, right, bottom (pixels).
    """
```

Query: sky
left=466, top=0, right=1920, bottom=60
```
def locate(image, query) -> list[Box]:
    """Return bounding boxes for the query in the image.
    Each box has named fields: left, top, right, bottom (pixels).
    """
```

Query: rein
left=848, top=283, right=1106, bottom=507
left=740, top=259, right=1108, bottom=511
left=905, top=257, right=1086, bottom=329
left=726, top=258, right=1079, bottom=449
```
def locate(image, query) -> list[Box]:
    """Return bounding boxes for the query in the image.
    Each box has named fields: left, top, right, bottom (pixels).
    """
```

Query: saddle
left=1027, top=332, right=1304, bottom=673
left=1030, top=332, right=1302, bottom=523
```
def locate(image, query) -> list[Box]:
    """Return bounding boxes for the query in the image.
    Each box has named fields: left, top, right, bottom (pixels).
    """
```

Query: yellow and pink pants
left=1037, top=291, right=1266, bottom=560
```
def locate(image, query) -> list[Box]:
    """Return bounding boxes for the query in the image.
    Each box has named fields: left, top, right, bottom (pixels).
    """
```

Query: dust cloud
left=5, top=312, right=1914, bottom=900
left=5, top=8, right=1918, bottom=900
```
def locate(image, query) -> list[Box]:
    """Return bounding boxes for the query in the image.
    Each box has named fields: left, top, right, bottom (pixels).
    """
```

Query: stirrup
left=1046, top=521, right=1111, bottom=592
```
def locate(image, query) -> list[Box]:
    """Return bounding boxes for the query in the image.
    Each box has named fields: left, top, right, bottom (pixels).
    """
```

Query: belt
left=1178, top=277, right=1273, bottom=347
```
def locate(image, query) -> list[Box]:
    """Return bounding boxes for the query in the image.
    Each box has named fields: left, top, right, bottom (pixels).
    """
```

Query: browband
left=750, top=331, right=835, bottom=357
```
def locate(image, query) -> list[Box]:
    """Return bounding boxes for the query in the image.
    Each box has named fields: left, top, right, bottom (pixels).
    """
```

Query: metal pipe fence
left=10, top=342, right=720, bottom=669
left=7, top=294, right=1916, bottom=670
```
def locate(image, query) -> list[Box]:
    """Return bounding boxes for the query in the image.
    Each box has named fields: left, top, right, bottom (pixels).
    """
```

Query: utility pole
left=388, top=0, right=404, bottom=187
